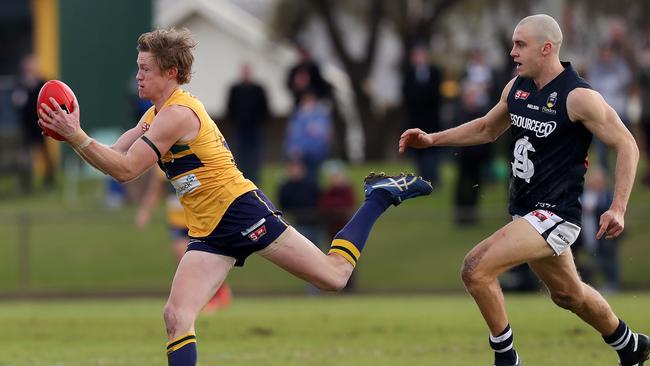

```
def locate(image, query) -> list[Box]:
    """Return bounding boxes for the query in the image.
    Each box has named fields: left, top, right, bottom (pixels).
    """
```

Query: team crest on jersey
left=142, top=123, right=151, bottom=133
left=546, top=92, right=557, bottom=108
left=514, top=90, right=530, bottom=100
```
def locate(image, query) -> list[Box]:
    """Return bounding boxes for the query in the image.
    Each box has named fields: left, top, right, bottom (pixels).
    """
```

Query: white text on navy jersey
left=510, top=113, right=557, bottom=138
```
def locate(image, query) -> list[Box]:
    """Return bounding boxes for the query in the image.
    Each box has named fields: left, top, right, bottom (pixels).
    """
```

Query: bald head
left=516, top=14, right=563, bottom=53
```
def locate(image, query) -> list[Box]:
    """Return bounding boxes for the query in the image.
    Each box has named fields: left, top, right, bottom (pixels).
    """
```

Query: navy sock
left=167, top=333, right=197, bottom=366
left=604, top=319, right=637, bottom=358
left=490, top=324, right=518, bottom=364
left=328, top=190, right=392, bottom=266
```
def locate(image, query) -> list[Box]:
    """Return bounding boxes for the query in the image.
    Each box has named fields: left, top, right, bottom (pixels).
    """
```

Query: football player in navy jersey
left=400, top=14, right=644, bottom=366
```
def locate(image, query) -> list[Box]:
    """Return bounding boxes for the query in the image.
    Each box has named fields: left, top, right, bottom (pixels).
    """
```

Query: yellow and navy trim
left=166, top=332, right=197, bottom=355
left=253, top=191, right=289, bottom=228
left=328, top=239, right=361, bottom=266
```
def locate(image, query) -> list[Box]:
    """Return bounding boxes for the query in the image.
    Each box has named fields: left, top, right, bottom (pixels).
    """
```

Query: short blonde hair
left=137, top=28, right=197, bottom=84
left=517, top=14, right=563, bottom=53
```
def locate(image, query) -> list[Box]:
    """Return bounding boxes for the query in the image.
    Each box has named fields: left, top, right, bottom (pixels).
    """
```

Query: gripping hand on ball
left=38, top=96, right=88, bottom=146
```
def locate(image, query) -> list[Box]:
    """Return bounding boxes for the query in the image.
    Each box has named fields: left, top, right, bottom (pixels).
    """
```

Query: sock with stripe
left=490, top=324, right=518, bottom=365
left=167, top=332, right=197, bottom=366
left=604, top=319, right=638, bottom=360
left=328, top=189, right=393, bottom=266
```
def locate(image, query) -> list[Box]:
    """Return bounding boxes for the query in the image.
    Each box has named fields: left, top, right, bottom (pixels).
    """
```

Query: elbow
left=113, top=166, right=140, bottom=183
left=487, top=131, right=500, bottom=143
left=114, top=173, right=134, bottom=184
left=479, top=122, right=499, bottom=143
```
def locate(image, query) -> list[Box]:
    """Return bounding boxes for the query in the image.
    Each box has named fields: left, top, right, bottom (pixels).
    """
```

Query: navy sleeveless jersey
left=507, top=62, right=592, bottom=225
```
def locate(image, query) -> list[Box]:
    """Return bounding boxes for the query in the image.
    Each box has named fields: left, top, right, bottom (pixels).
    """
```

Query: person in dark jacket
left=226, top=63, right=269, bottom=184
left=402, top=44, right=443, bottom=185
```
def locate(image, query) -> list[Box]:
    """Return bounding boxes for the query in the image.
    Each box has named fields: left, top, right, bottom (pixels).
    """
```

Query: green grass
left=1, top=294, right=650, bottom=365
left=1, top=161, right=649, bottom=293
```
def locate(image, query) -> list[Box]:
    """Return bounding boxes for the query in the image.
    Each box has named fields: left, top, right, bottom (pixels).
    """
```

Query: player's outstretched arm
left=568, top=88, right=640, bottom=240
left=68, top=120, right=149, bottom=175
left=398, top=78, right=515, bottom=153
left=39, top=98, right=194, bottom=183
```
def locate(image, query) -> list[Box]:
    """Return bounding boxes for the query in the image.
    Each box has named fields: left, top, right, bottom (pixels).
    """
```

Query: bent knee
left=550, top=291, right=584, bottom=310
left=163, top=302, right=180, bottom=327
left=461, top=254, right=488, bottom=288
left=163, top=302, right=196, bottom=335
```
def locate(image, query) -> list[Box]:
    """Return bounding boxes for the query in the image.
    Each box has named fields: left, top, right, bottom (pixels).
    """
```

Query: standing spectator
left=226, top=63, right=269, bottom=184
left=402, top=44, right=443, bottom=186
left=588, top=42, right=632, bottom=171
left=277, top=159, right=322, bottom=240
left=638, top=45, right=650, bottom=186
left=277, top=159, right=323, bottom=294
left=579, top=167, right=620, bottom=292
left=284, top=91, right=333, bottom=182
left=454, top=84, right=492, bottom=226
left=454, top=48, right=497, bottom=225
left=11, top=54, right=53, bottom=191
left=286, top=45, right=331, bottom=108
left=277, top=159, right=323, bottom=260
left=318, top=160, right=358, bottom=292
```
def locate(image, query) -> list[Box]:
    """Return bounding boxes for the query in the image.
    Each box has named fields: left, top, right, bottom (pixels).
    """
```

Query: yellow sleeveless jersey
left=142, top=89, right=257, bottom=237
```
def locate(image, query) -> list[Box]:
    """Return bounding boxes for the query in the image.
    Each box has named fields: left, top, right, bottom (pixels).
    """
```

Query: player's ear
left=541, top=41, right=553, bottom=56
left=167, top=67, right=178, bottom=80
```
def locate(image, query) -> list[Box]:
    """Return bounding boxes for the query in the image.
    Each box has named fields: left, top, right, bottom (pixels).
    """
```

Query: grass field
left=1, top=293, right=650, bottom=365
left=1, top=160, right=649, bottom=365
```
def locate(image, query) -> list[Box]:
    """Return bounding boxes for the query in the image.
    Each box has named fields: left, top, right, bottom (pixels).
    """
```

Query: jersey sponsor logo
left=510, top=113, right=557, bottom=138
left=248, top=225, right=267, bottom=242
left=514, top=89, right=530, bottom=100
left=527, top=104, right=539, bottom=110
left=171, top=173, right=201, bottom=196
left=556, top=232, right=571, bottom=245
left=241, top=218, right=268, bottom=242
left=512, top=136, right=535, bottom=183
left=541, top=106, right=557, bottom=115
left=531, top=210, right=548, bottom=222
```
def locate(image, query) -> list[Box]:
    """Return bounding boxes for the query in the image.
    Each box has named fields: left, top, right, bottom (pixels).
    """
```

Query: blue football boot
left=619, top=333, right=650, bottom=366
left=363, top=172, right=432, bottom=206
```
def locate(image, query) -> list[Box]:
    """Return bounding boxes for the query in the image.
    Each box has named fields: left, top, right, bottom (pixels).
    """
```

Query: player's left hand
left=38, top=96, right=81, bottom=141
left=596, top=209, right=624, bottom=240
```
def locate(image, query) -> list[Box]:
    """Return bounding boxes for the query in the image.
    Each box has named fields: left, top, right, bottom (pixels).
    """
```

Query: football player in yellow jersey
left=136, top=169, right=232, bottom=312
left=38, top=28, right=432, bottom=366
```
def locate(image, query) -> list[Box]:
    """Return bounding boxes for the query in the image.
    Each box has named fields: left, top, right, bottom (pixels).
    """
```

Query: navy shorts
left=187, top=190, right=290, bottom=266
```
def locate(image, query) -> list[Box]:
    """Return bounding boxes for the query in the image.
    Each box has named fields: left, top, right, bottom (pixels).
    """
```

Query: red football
left=37, top=80, right=77, bottom=141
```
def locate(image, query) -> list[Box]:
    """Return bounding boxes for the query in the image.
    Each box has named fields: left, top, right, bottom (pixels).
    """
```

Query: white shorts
left=514, top=210, right=581, bottom=256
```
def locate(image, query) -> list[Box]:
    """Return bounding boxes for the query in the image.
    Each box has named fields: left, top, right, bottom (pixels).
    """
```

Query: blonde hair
left=517, top=14, right=563, bottom=53
left=137, top=27, right=197, bottom=84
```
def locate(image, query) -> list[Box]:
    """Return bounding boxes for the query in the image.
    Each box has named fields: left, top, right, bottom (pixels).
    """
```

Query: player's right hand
left=596, top=208, right=624, bottom=240
left=399, top=128, right=434, bottom=153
